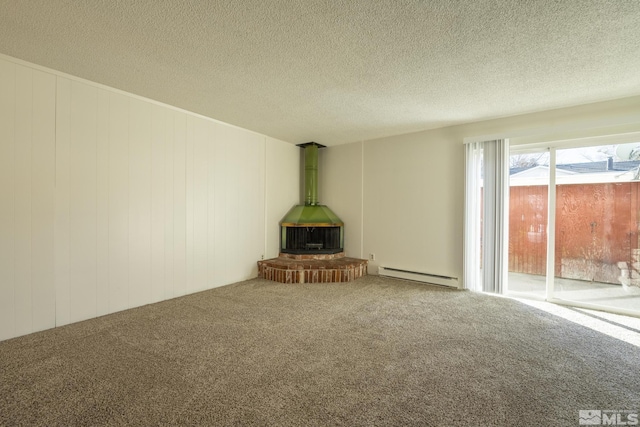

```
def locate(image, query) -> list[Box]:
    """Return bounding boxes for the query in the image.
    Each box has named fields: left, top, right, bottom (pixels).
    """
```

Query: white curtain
left=464, top=142, right=483, bottom=292
left=463, top=139, right=509, bottom=293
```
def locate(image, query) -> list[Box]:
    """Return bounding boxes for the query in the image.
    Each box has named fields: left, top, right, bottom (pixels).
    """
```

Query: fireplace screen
left=281, top=226, right=343, bottom=254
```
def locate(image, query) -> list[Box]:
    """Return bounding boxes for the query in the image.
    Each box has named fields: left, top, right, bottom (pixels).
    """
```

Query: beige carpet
left=1, top=275, right=638, bottom=426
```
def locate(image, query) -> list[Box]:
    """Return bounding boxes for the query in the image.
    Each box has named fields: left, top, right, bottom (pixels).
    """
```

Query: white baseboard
left=378, top=266, right=459, bottom=288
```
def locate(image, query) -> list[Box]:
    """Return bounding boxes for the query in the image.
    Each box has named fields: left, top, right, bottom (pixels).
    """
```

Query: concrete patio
left=507, top=272, right=640, bottom=314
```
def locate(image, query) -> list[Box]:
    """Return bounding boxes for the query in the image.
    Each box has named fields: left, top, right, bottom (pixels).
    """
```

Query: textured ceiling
left=1, top=0, right=639, bottom=146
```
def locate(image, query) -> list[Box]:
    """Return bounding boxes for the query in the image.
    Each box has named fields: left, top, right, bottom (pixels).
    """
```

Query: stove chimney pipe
left=298, top=142, right=325, bottom=206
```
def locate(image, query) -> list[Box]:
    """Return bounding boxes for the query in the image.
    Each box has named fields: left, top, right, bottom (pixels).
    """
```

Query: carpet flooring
left=1, top=275, right=638, bottom=426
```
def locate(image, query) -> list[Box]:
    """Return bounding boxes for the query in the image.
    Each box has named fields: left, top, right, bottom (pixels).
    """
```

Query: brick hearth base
left=257, top=252, right=368, bottom=283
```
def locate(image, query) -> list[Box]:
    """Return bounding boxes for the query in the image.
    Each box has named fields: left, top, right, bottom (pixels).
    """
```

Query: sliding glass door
left=507, top=142, right=640, bottom=316
left=507, top=150, right=550, bottom=298
left=550, top=144, right=640, bottom=315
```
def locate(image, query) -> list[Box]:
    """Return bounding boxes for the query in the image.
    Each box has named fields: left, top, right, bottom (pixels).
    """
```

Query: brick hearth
left=258, top=252, right=368, bottom=283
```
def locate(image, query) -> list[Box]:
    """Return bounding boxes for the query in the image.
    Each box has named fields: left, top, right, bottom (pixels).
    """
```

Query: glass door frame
left=505, top=145, right=550, bottom=301
left=507, top=132, right=640, bottom=318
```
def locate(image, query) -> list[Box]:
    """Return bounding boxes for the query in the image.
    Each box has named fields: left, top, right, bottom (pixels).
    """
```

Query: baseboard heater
left=378, top=266, right=459, bottom=288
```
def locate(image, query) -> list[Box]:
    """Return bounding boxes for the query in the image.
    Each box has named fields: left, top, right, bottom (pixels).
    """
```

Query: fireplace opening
left=282, top=226, right=343, bottom=254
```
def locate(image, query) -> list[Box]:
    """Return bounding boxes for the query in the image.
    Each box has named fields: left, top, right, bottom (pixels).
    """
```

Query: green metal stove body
left=280, top=142, right=344, bottom=254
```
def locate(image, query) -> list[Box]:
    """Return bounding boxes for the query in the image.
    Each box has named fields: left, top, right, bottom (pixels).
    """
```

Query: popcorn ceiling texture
left=0, top=0, right=639, bottom=145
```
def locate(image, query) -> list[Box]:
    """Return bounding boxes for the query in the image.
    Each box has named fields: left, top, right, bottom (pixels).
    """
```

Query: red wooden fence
left=509, top=182, right=640, bottom=284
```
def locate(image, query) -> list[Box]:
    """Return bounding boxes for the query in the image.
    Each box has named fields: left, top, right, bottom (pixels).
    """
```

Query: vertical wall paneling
left=0, top=59, right=16, bottom=340
left=240, top=133, right=252, bottom=278
left=0, top=61, right=57, bottom=338
left=248, top=133, right=266, bottom=278
left=257, top=137, right=266, bottom=272
left=264, top=138, right=300, bottom=260
left=212, top=125, right=228, bottom=286
left=54, top=77, right=71, bottom=327
left=172, top=111, right=187, bottom=297
left=263, top=137, right=268, bottom=261
left=264, top=140, right=276, bottom=260
left=163, top=110, right=175, bottom=299
left=95, top=88, right=110, bottom=316
left=254, top=136, right=266, bottom=275
left=239, top=129, right=260, bottom=280
left=236, top=130, right=248, bottom=280
left=68, top=81, right=98, bottom=323
left=207, top=122, right=219, bottom=287
left=245, top=134, right=256, bottom=275
left=218, top=128, right=266, bottom=282
left=108, top=91, right=130, bottom=313
left=30, top=70, right=56, bottom=331
left=185, top=116, right=194, bottom=293
left=224, top=127, right=241, bottom=283
left=1, top=55, right=302, bottom=341
left=14, top=65, right=34, bottom=336
left=230, top=129, right=245, bottom=282
left=128, top=98, right=152, bottom=308
left=151, top=104, right=167, bottom=303
left=193, top=118, right=209, bottom=291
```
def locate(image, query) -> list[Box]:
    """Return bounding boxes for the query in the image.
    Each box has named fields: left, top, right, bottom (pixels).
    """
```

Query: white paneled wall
left=54, top=76, right=267, bottom=325
left=265, top=138, right=300, bottom=259
left=30, top=68, right=56, bottom=333
left=0, top=61, right=56, bottom=340
left=0, top=55, right=294, bottom=341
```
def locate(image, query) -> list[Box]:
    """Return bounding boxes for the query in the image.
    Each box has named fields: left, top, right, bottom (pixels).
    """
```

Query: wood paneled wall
left=0, top=56, right=293, bottom=341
